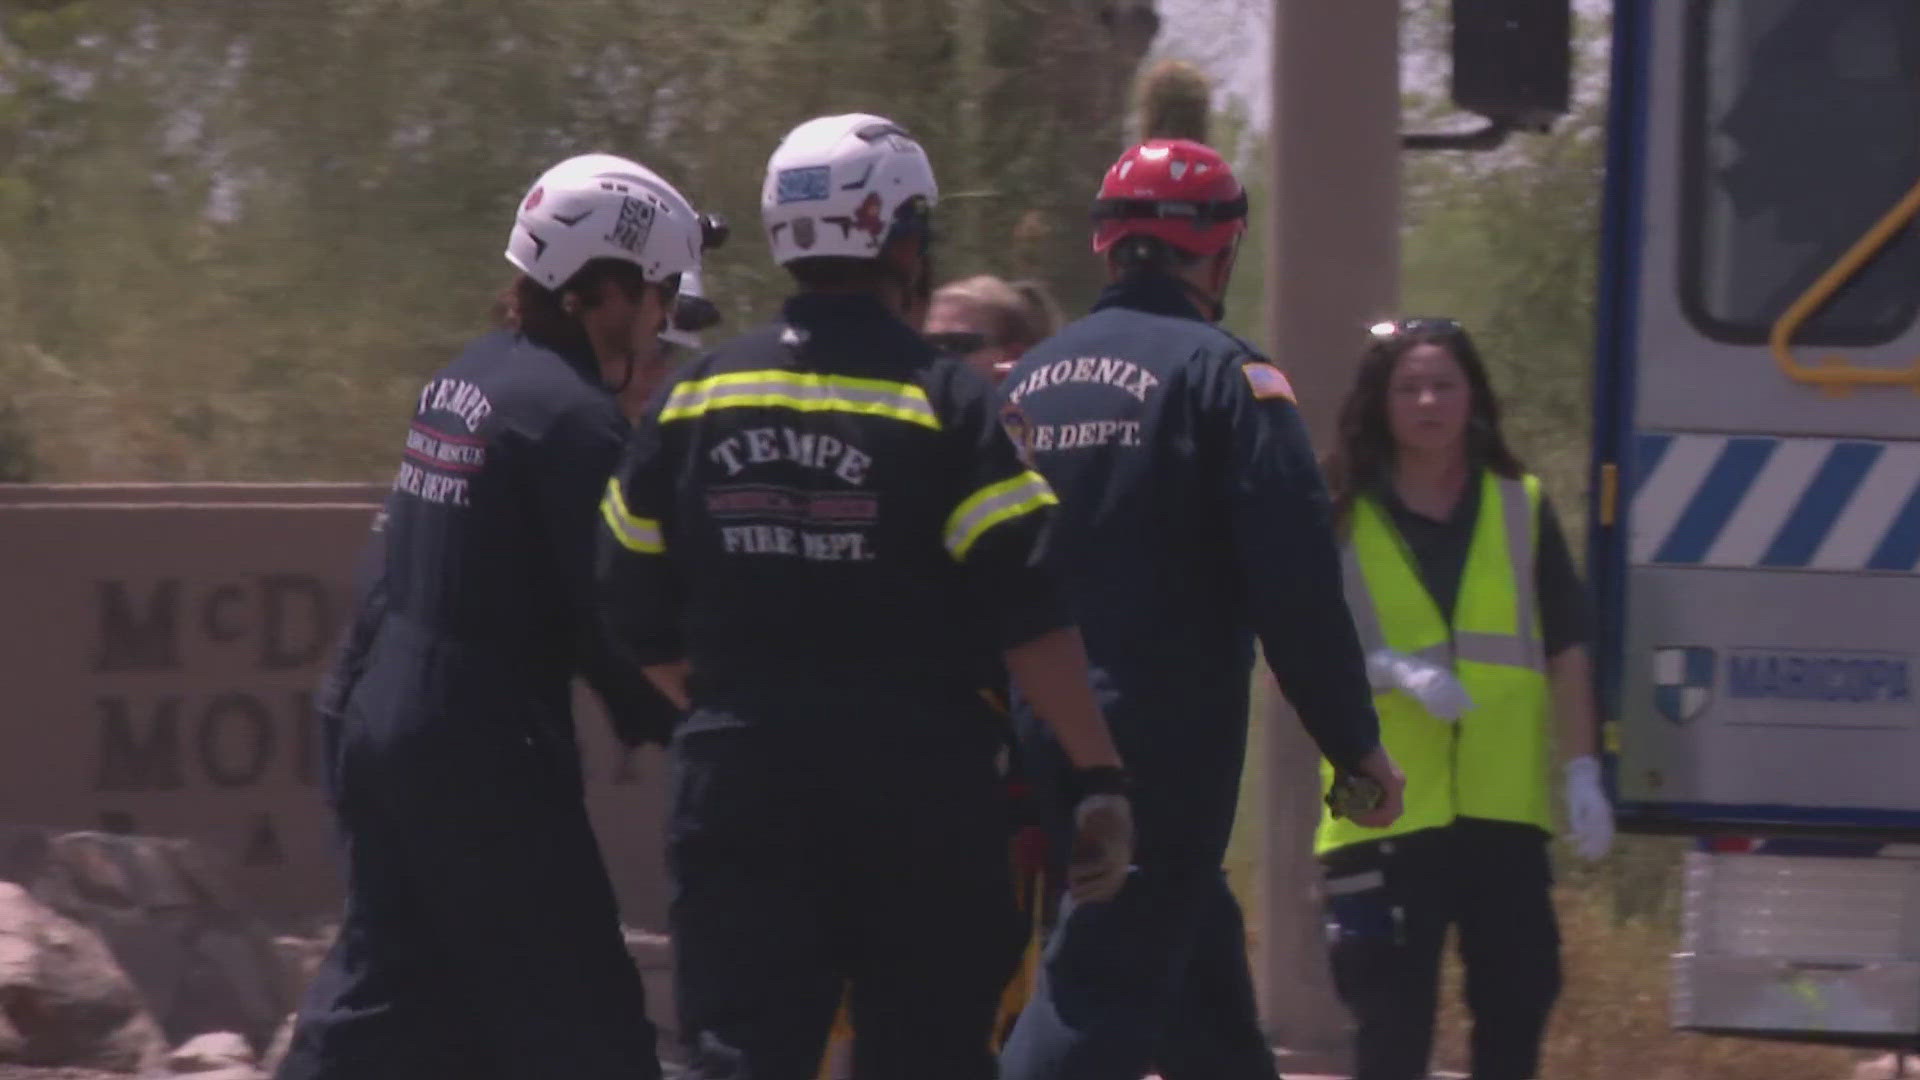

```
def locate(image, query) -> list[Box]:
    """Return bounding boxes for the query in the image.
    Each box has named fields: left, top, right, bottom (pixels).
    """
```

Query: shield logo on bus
left=1653, top=646, right=1716, bottom=725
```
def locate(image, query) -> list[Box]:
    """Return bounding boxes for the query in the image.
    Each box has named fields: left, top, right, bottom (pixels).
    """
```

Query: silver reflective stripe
left=1324, top=869, right=1386, bottom=897
left=1343, top=546, right=1396, bottom=691
left=1342, top=545, right=1385, bottom=653
left=1495, top=477, right=1546, bottom=670
left=1347, top=477, right=1545, bottom=684
left=1454, top=630, right=1538, bottom=669
left=659, top=373, right=940, bottom=428
left=1346, top=535, right=1456, bottom=689
left=943, top=471, right=1057, bottom=559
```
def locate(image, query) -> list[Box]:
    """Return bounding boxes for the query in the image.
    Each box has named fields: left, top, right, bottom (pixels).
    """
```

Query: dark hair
left=1321, top=320, right=1527, bottom=527
left=494, top=258, right=674, bottom=355
left=1108, top=234, right=1203, bottom=277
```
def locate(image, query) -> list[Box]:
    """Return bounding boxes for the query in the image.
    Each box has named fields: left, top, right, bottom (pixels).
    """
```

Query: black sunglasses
left=925, top=330, right=990, bottom=355
left=1369, top=316, right=1464, bottom=340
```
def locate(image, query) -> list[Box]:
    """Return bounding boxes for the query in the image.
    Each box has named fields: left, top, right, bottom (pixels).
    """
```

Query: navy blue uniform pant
left=997, top=866, right=1276, bottom=1080
left=277, top=654, right=658, bottom=1080
left=668, top=711, right=1019, bottom=1080
left=1321, top=820, right=1561, bottom=1080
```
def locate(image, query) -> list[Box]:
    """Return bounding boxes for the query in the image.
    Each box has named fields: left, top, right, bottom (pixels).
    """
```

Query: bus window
left=1682, top=0, right=1920, bottom=346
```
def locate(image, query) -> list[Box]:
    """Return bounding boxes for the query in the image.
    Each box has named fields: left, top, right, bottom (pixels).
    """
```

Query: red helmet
left=1091, top=139, right=1248, bottom=257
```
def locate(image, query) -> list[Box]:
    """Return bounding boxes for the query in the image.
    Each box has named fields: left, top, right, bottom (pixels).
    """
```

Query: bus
left=1592, top=0, right=1920, bottom=1047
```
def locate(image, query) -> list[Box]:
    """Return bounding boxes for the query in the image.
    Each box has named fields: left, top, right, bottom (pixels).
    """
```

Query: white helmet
left=761, top=113, right=939, bottom=266
left=506, top=153, right=703, bottom=288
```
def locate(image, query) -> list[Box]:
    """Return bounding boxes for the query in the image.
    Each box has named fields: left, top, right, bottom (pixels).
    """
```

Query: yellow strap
left=1767, top=174, right=1920, bottom=395
left=599, top=478, right=664, bottom=555
left=944, top=471, right=1058, bottom=560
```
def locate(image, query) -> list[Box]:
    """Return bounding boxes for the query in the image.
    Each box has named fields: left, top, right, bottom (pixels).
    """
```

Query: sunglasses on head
left=1368, top=316, right=1464, bottom=340
left=925, top=330, right=990, bottom=355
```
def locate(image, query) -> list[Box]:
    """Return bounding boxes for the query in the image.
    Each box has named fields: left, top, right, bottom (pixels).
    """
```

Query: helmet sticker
left=824, top=192, right=887, bottom=243
left=852, top=192, right=886, bottom=240
left=776, top=166, right=832, bottom=204
left=605, top=196, right=656, bottom=255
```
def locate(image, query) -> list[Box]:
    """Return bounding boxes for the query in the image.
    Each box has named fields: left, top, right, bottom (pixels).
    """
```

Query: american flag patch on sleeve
left=1242, top=362, right=1296, bottom=403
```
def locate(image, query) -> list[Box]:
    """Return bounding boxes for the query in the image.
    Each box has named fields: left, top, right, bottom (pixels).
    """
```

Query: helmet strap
left=877, top=231, right=934, bottom=322
left=607, top=352, right=637, bottom=396
left=1197, top=236, right=1242, bottom=323
left=601, top=281, right=674, bottom=400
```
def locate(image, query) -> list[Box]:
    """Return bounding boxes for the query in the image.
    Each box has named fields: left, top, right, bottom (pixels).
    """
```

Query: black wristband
left=1069, top=766, right=1131, bottom=801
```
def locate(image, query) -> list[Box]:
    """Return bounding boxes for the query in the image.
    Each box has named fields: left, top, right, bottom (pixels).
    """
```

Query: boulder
left=0, top=831, right=291, bottom=1053
left=255, top=1015, right=294, bottom=1077
left=1854, top=1054, right=1920, bottom=1080
left=0, top=1009, right=22, bottom=1059
left=164, top=1032, right=254, bottom=1073
left=266, top=935, right=329, bottom=1012
left=0, top=881, right=167, bottom=1072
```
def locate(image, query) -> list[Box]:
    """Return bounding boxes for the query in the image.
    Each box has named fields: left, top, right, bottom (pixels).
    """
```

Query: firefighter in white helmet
left=596, top=114, right=1133, bottom=1079
left=280, top=153, right=719, bottom=1080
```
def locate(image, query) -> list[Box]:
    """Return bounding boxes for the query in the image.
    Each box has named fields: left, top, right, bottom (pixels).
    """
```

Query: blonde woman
left=923, top=274, right=1059, bottom=383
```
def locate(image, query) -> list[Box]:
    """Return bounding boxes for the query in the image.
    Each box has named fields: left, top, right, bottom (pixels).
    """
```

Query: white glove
left=1563, top=755, right=1614, bottom=860
left=1366, top=649, right=1473, bottom=720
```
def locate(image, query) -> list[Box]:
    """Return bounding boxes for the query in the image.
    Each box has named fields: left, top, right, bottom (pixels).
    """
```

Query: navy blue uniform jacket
left=1000, top=274, right=1381, bottom=866
left=596, top=293, right=1065, bottom=754
left=320, top=330, right=679, bottom=774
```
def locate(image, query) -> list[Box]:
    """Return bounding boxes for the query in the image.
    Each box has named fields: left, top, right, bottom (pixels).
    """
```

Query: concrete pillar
left=1259, top=0, right=1401, bottom=1069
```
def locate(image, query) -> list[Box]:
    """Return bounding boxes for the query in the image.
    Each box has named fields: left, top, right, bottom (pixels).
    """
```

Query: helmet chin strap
left=878, top=202, right=936, bottom=318
left=1185, top=239, right=1239, bottom=323
left=604, top=290, right=675, bottom=397
left=1176, top=278, right=1225, bottom=323
left=606, top=352, right=637, bottom=396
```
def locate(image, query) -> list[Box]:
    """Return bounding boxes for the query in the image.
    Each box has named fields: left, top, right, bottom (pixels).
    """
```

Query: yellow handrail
left=1768, top=175, right=1920, bottom=396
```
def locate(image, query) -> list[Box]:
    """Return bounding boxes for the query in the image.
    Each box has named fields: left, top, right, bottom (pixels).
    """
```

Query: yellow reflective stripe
left=599, top=478, right=665, bottom=554
left=658, top=370, right=940, bottom=430
left=945, top=471, right=1057, bottom=560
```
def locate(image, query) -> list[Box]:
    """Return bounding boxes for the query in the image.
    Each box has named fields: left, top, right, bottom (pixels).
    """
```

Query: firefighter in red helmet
left=995, top=139, right=1404, bottom=1080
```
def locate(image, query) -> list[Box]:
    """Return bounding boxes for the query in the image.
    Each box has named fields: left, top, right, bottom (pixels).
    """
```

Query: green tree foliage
left=1398, top=0, right=1611, bottom=514
left=1, top=0, right=1159, bottom=479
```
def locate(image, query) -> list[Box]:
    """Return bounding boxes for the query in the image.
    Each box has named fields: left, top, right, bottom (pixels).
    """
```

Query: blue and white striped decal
left=1631, top=433, right=1920, bottom=572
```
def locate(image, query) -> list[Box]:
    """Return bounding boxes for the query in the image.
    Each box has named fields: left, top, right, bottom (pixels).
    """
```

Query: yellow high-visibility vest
left=1316, top=472, right=1552, bottom=854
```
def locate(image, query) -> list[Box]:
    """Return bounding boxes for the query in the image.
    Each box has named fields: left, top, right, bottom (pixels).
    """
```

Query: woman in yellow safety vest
left=1316, top=317, right=1615, bottom=1080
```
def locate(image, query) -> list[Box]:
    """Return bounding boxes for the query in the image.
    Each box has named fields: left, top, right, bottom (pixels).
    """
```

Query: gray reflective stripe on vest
left=1344, top=477, right=1543, bottom=682
left=1342, top=543, right=1386, bottom=654
left=1454, top=630, right=1537, bottom=669
left=1343, top=547, right=1456, bottom=690
left=1498, top=476, right=1545, bottom=671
